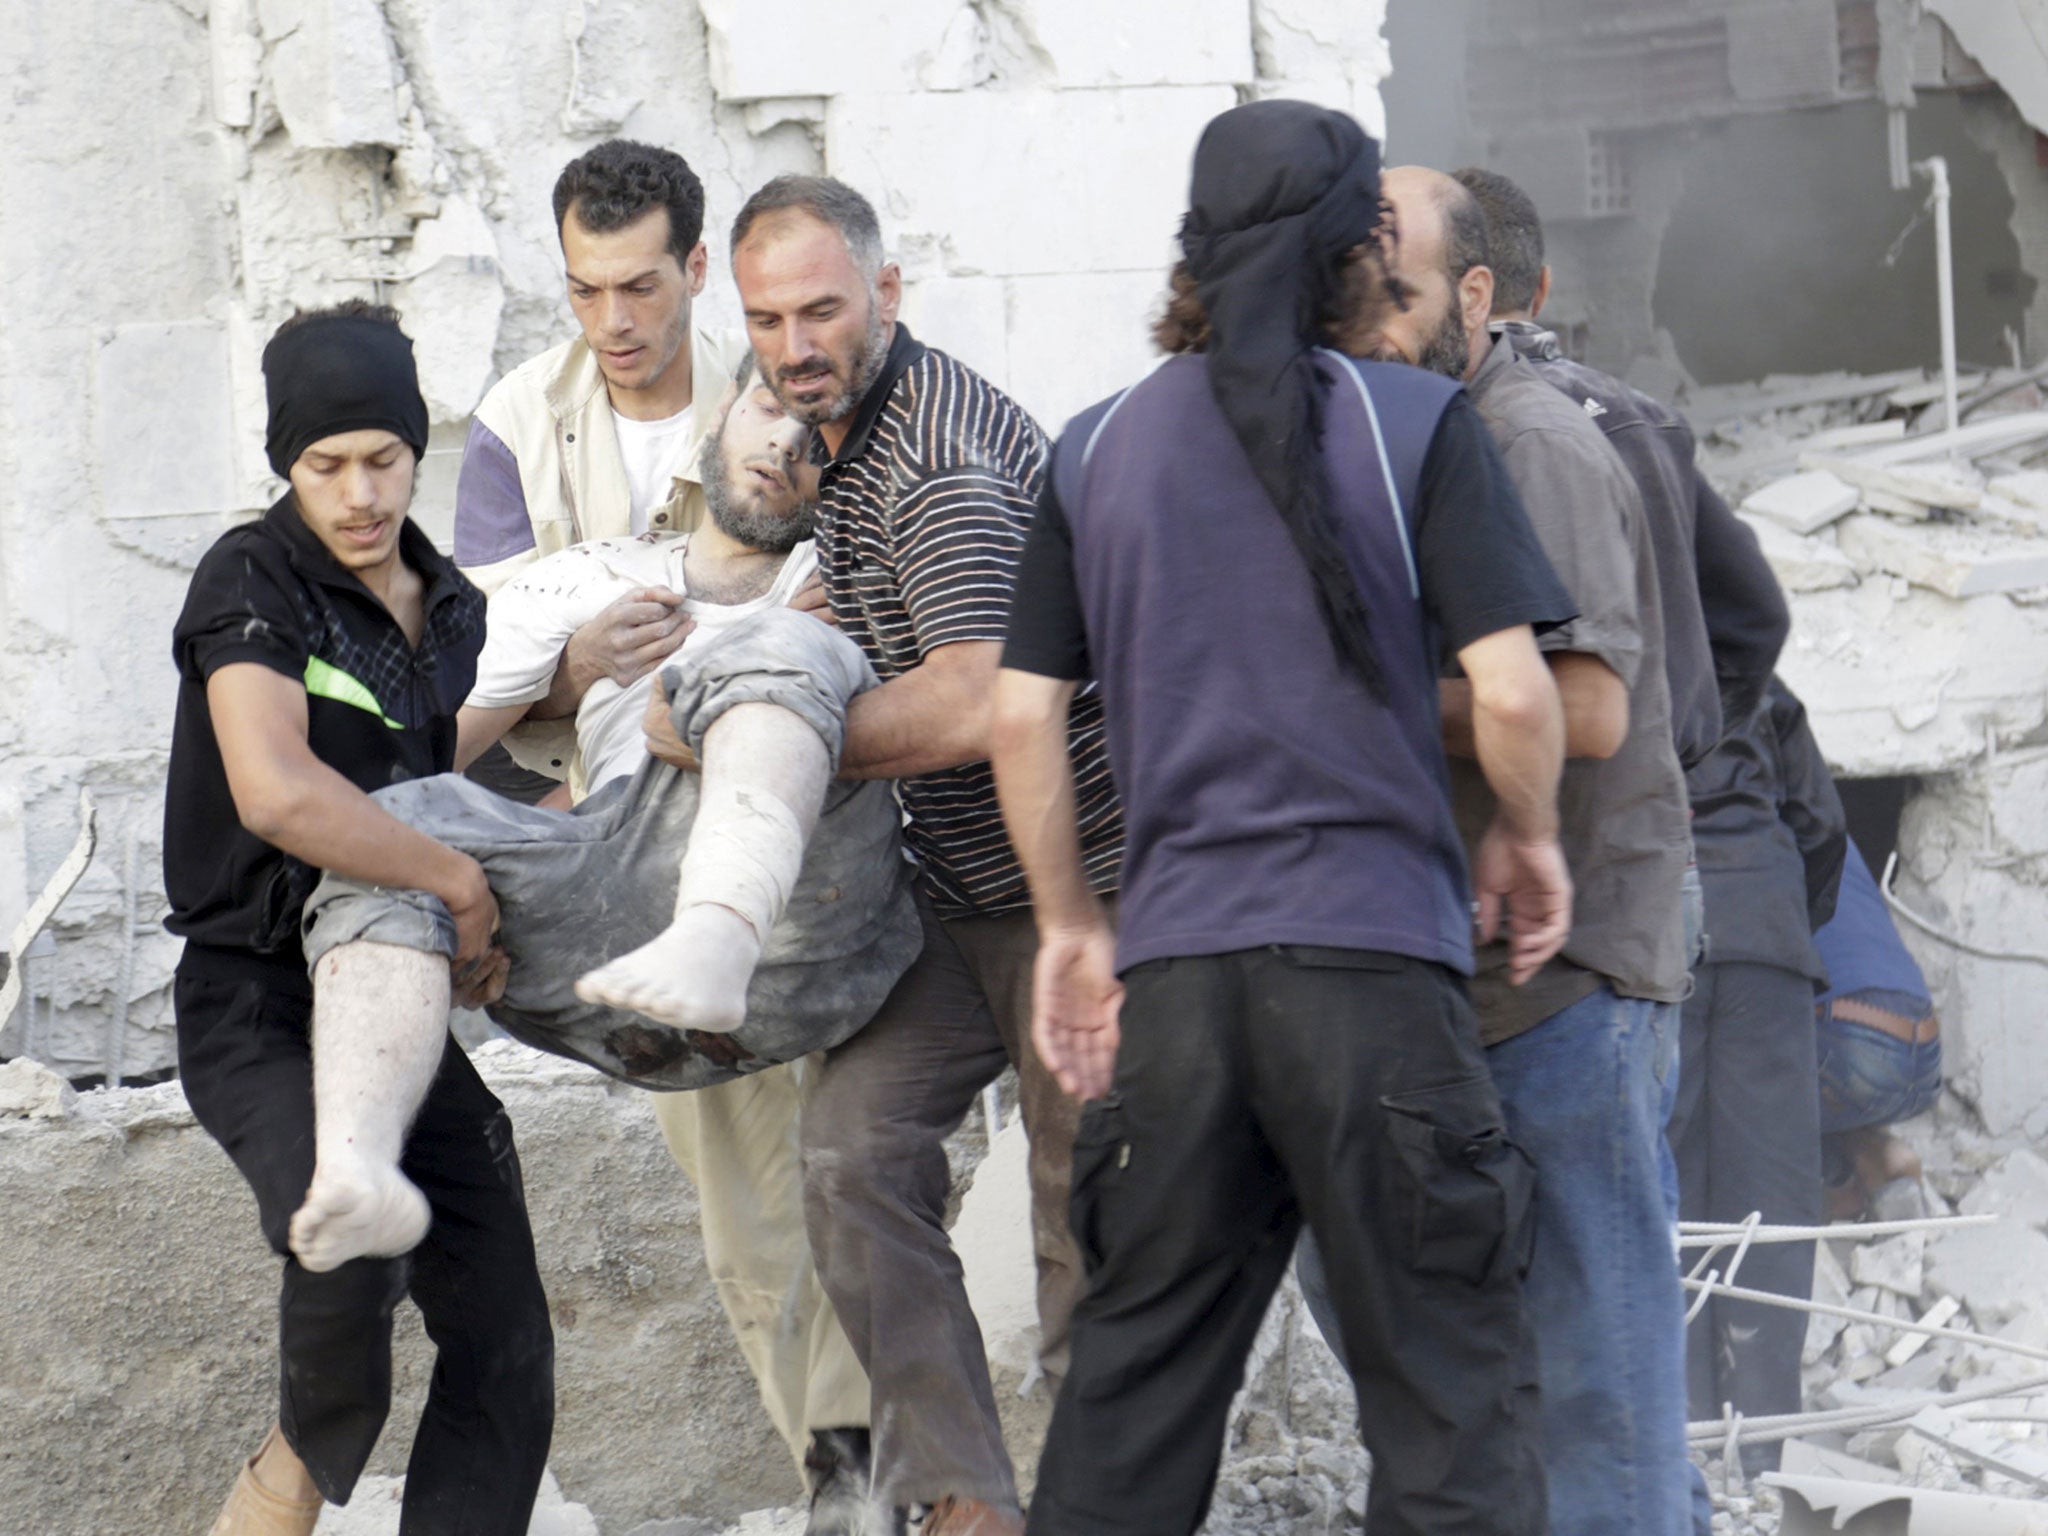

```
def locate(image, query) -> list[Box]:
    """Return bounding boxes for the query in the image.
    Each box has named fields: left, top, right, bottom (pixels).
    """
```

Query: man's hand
left=559, top=586, right=693, bottom=695
left=1471, top=820, right=1573, bottom=986
left=1030, top=922, right=1124, bottom=1101
left=439, top=854, right=503, bottom=972
left=642, top=680, right=700, bottom=772
left=452, top=947, right=510, bottom=1010
left=788, top=572, right=838, bottom=629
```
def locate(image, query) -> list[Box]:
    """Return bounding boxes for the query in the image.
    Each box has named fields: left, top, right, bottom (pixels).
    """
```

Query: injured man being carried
left=288, top=355, right=920, bottom=1273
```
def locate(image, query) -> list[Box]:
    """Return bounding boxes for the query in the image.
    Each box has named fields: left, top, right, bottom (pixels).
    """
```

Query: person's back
left=1054, top=351, right=1472, bottom=970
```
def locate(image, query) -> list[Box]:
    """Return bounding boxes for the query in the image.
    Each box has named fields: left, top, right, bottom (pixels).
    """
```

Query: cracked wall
left=0, top=0, right=1389, bottom=1082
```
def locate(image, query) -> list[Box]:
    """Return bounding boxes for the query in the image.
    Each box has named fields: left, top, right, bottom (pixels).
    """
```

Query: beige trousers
left=649, top=1055, right=870, bottom=1473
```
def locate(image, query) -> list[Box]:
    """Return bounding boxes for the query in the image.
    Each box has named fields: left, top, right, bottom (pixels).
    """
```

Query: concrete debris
left=1802, top=453, right=1985, bottom=512
left=1852, top=1230, right=1928, bottom=1299
left=1742, top=469, right=1860, bottom=533
left=1890, top=1296, right=1965, bottom=1368
left=1738, top=513, right=1861, bottom=591
left=1834, top=513, right=2048, bottom=598
left=1767, top=1468, right=2048, bottom=1535
left=314, top=1470, right=599, bottom=1534
left=1927, top=1221, right=2048, bottom=1332
left=1960, top=1151, right=2048, bottom=1232
left=0, top=1057, right=76, bottom=1119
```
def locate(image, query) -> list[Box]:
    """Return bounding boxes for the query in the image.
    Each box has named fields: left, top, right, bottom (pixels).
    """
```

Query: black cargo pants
left=174, top=945, right=554, bottom=1533
left=1027, top=946, right=1547, bottom=1536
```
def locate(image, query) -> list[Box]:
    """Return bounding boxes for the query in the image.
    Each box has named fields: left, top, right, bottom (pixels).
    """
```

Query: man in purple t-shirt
left=992, top=102, right=1577, bottom=1536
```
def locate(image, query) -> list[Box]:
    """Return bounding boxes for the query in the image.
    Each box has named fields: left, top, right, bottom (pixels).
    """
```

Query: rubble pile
left=1696, top=369, right=2048, bottom=605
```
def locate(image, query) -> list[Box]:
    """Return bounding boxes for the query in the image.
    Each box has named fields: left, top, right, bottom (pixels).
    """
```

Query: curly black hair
left=552, top=139, right=706, bottom=266
left=272, top=297, right=405, bottom=340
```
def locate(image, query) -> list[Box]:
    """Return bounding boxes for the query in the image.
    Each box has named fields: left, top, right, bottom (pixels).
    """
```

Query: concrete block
left=1926, top=1219, right=2048, bottom=1329
left=0, top=1058, right=76, bottom=1120
left=1851, top=1230, right=1927, bottom=1299
left=394, top=193, right=505, bottom=422
left=1743, top=470, right=1859, bottom=533
left=1015, top=0, right=1256, bottom=88
left=210, top=0, right=261, bottom=128
left=699, top=0, right=972, bottom=99
left=1739, top=512, right=1859, bottom=592
left=258, top=0, right=407, bottom=150
left=1005, top=269, right=1170, bottom=433
left=0, top=1045, right=793, bottom=1535
left=94, top=322, right=238, bottom=518
left=826, top=86, right=1236, bottom=278
left=1835, top=514, right=2048, bottom=599
left=1989, top=470, right=2048, bottom=511
left=1253, top=0, right=1383, bottom=80
left=1960, top=1150, right=2048, bottom=1231
left=897, top=274, right=1009, bottom=397
left=1802, top=453, right=1984, bottom=512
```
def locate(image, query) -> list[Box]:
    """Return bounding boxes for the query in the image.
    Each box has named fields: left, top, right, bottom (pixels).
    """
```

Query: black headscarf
left=262, top=313, right=430, bottom=478
left=1180, top=101, right=1390, bottom=700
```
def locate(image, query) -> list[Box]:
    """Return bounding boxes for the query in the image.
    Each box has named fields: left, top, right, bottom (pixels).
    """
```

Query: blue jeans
left=1816, top=995, right=1942, bottom=1134
left=1488, top=985, right=1692, bottom=1536
left=1296, top=984, right=1692, bottom=1535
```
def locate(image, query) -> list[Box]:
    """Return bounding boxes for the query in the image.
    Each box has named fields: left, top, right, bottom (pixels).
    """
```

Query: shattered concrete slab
left=1743, top=469, right=1860, bottom=533
left=1925, top=1221, right=2048, bottom=1330
left=1960, top=1152, right=2048, bottom=1232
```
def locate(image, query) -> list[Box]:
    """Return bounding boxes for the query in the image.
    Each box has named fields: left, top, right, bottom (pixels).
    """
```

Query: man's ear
left=1532, top=265, right=1552, bottom=320
left=1461, top=264, right=1496, bottom=338
left=685, top=241, right=709, bottom=299
left=874, top=262, right=904, bottom=328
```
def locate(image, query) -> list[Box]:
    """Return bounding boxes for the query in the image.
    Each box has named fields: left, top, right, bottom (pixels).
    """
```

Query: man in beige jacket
left=450, top=143, right=879, bottom=1534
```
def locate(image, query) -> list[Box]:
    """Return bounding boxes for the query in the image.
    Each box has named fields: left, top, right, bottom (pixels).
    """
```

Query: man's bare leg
left=288, top=942, right=446, bottom=1272
left=577, top=702, right=828, bottom=1031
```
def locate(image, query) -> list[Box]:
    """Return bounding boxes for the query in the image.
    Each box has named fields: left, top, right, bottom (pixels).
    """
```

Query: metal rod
left=1680, top=1276, right=2048, bottom=1366
left=1916, top=157, right=1960, bottom=433
left=1689, top=1371, right=2048, bottom=1446
left=1678, top=1213, right=1994, bottom=1248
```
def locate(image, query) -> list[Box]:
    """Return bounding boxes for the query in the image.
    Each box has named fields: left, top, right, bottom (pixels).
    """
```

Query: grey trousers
left=799, top=895, right=1094, bottom=1513
left=303, top=609, right=924, bottom=1091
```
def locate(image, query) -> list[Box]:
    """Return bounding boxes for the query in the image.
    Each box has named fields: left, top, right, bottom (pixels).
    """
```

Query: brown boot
left=209, top=1425, right=323, bottom=1536
left=921, top=1496, right=1025, bottom=1536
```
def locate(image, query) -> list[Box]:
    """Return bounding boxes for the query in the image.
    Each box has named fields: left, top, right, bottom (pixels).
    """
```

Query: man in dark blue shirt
left=165, top=304, right=552, bottom=1536
left=993, top=101, right=1577, bottom=1536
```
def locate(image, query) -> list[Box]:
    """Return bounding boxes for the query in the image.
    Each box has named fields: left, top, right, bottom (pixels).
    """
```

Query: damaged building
left=5, top=0, right=2048, bottom=1533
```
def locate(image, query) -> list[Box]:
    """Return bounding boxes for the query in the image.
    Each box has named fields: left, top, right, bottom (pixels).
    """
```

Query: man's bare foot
left=288, top=1156, right=431, bottom=1273
left=574, top=904, right=761, bottom=1033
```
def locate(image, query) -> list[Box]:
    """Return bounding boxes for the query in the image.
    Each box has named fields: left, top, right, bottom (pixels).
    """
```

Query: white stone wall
left=0, top=0, right=1389, bottom=1080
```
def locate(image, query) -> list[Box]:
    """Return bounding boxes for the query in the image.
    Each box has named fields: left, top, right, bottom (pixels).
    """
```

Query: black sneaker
left=804, top=1427, right=902, bottom=1536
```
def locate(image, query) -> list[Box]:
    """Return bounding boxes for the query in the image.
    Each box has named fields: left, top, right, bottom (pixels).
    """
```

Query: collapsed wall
left=0, top=0, right=1390, bottom=1084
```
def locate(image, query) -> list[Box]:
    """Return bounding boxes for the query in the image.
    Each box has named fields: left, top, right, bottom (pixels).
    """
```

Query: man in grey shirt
left=1350, top=166, right=1695, bottom=1536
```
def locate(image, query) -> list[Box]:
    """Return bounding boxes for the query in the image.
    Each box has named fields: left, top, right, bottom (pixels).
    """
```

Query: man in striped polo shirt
left=650, top=174, right=1121, bottom=1535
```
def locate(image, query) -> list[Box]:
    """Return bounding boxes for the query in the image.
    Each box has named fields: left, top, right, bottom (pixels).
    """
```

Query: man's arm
left=1439, top=650, right=1626, bottom=761
left=209, top=664, right=499, bottom=965
left=1765, top=678, right=1848, bottom=932
left=1456, top=626, right=1573, bottom=984
left=990, top=668, right=1120, bottom=1101
left=1694, top=473, right=1790, bottom=732
left=456, top=703, right=533, bottom=771
left=838, top=640, right=999, bottom=780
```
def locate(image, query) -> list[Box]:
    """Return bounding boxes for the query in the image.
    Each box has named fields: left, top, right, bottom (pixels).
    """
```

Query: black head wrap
left=1180, top=101, right=1390, bottom=699
left=262, top=313, right=430, bottom=478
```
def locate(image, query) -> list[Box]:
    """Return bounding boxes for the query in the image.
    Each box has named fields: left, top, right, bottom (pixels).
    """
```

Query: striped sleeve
left=452, top=418, right=536, bottom=571
left=890, top=465, right=1030, bottom=655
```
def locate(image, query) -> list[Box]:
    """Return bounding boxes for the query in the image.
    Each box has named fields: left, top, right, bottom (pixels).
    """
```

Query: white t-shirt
left=612, top=405, right=697, bottom=533
left=469, top=533, right=820, bottom=790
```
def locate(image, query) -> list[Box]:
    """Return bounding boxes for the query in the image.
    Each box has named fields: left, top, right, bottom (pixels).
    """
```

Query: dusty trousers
left=798, top=895, right=1090, bottom=1514
left=1667, top=960, right=1820, bottom=1458
left=174, top=945, right=554, bottom=1532
left=649, top=1059, right=870, bottom=1471
left=1027, top=947, right=1546, bottom=1536
left=302, top=609, right=922, bottom=1091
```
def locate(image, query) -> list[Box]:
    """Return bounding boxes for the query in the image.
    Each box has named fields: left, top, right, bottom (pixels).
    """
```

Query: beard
left=1414, top=304, right=1471, bottom=380
left=701, top=434, right=815, bottom=553
left=774, top=303, right=891, bottom=427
